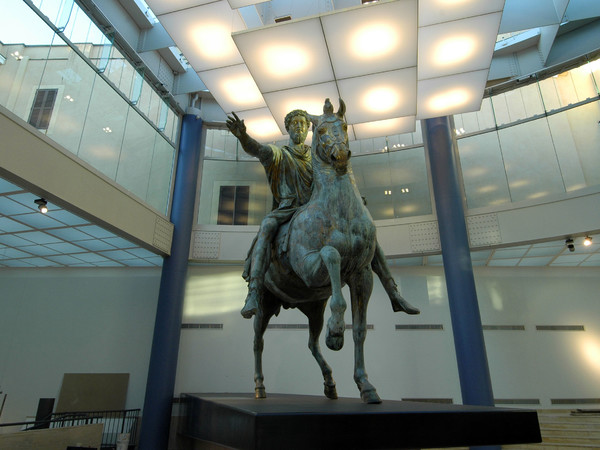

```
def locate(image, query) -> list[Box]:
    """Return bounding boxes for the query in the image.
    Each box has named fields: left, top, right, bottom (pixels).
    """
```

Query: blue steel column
left=139, top=114, right=203, bottom=449
left=423, top=116, right=495, bottom=408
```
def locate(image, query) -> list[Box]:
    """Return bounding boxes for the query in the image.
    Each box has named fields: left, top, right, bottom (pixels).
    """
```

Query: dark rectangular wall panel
left=56, top=373, right=129, bottom=413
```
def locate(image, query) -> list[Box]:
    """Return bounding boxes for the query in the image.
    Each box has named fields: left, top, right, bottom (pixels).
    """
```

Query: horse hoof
left=324, top=384, right=338, bottom=400
left=255, top=387, right=266, bottom=399
left=361, top=389, right=381, bottom=404
left=325, top=331, right=344, bottom=351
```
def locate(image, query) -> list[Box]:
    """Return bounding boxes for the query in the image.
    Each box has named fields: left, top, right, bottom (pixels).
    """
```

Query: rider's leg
left=241, top=216, right=279, bottom=319
left=371, top=242, right=420, bottom=314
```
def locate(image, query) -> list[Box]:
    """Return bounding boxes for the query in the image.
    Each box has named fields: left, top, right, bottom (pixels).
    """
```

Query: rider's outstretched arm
left=226, top=112, right=273, bottom=164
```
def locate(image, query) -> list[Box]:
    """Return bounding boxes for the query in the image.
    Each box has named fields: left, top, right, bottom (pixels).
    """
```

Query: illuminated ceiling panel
left=263, top=82, right=340, bottom=132
left=144, top=0, right=218, bottom=16
left=337, top=68, right=417, bottom=124
left=418, top=12, right=503, bottom=80
left=353, top=116, right=416, bottom=140
left=232, top=17, right=333, bottom=93
left=156, top=1, right=246, bottom=72
left=148, top=0, right=506, bottom=140
left=199, top=64, right=266, bottom=113
left=418, top=0, right=505, bottom=27
left=417, top=69, right=489, bottom=118
left=321, top=0, right=417, bottom=79
left=233, top=108, right=287, bottom=143
left=227, top=0, right=268, bottom=8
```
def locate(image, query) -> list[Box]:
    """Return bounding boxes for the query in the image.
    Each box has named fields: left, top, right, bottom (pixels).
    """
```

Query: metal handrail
left=0, top=408, right=140, bottom=449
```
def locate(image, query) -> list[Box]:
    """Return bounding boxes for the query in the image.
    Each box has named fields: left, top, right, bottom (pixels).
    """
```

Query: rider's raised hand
left=226, top=112, right=246, bottom=139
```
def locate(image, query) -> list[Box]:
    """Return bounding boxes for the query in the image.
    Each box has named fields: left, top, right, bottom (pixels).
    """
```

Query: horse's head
left=310, top=98, right=351, bottom=175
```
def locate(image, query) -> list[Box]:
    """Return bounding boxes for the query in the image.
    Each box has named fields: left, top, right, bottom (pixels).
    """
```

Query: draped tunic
left=242, top=143, right=313, bottom=280
left=264, top=143, right=313, bottom=211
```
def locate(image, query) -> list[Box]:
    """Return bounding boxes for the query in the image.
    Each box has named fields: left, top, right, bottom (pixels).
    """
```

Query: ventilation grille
left=157, top=59, right=175, bottom=91
left=153, top=216, right=173, bottom=254
left=266, top=324, right=374, bottom=330
left=347, top=324, right=374, bottom=330
left=267, top=324, right=308, bottom=330
left=551, top=398, right=600, bottom=405
left=402, top=398, right=453, bottom=404
left=192, top=231, right=221, bottom=259
left=396, top=324, right=444, bottom=330
left=495, top=398, right=541, bottom=405
left=467, top=213, right=501, bottom=246
left=483, top=325, right=525, bottom=331
left=181, top=323, right=223, bottom=329
left=409, top=222, right=441, bottom=253
left=536, top=325, right=585, bottom=331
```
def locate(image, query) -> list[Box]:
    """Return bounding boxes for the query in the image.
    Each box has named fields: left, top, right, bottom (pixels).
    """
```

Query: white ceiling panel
left=417, top=69, right=489, bottom=119
left=145, top=0, right=218, bottom=16
left=199, top=64, right=266, bottom=113
left=233, top=108, right=287, bottom=142
left=227, top=0, right=268, bottom=8
left=353, top=116, right=416, bottom=140
left=419, top=0, right=505, bottom=27
left=321, top=0, right=417, bottom=79
left=338, top=68, right=417, bottom=123
left=264, top=82, right=340, bottom=132
left=158, top=1, right=246, bottom=72
left=418, top=12, right=503, bottom=81
left=233, top=17, right=333, bottom=93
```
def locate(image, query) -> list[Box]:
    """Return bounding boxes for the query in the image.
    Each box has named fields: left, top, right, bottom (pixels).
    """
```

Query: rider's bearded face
left=288, top=116, right=309, bottom=145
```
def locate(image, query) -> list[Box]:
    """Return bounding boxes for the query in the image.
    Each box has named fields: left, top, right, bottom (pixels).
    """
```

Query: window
left=28, top=88, right=58, bottom=130
left=217, top=185, right=249, bottom=225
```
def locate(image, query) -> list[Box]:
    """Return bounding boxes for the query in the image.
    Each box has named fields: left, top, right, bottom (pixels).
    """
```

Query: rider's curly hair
left=284, top=109, right=310, bottom=132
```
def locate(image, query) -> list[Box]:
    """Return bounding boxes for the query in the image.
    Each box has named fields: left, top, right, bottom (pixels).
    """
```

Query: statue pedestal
left=180, top=393, right=541, bottom=449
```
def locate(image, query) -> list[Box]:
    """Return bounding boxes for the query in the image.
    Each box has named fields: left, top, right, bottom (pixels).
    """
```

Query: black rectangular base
left=180, top=393, right=541, bottom=450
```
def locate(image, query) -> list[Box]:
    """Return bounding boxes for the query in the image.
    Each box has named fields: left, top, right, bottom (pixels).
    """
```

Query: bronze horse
left=254, top=98, right=382, bottom=404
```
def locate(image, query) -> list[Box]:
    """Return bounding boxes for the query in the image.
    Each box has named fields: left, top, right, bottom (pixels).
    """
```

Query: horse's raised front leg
left=253, top=295, right=278, bottom=399
left=349, top=266, right=381, bottom=404
left=319, top=246, right=346, bottom=351
left=298, top=301, right=337, bottom=399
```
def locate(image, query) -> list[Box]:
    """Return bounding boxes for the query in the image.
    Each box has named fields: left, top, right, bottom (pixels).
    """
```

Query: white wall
left=1, top=263, right=599, bottom=431
left=175, top=264, right=600, bottom=408
left=0, top=267, right=160, bottom=428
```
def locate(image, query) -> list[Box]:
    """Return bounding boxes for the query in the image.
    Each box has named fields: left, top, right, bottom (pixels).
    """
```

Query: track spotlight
left=34, top=198, right=48, bottom=214
left=583, top=236, right=592, bottom=247
left=565, top=238, right=575, bottom=252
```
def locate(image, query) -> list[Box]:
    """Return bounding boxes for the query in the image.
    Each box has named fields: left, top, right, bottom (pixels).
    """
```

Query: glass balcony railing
left=0, top=0, right=179, bottom=215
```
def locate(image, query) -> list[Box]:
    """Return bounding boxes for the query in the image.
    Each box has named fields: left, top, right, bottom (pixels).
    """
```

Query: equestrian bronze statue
left=227, top=99, right=419, bottom=404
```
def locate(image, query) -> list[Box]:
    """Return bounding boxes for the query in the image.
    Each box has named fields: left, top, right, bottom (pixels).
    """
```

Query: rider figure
left=227, top=110, right=312, bottom=318
left=226, top=109, right=420, bottom=319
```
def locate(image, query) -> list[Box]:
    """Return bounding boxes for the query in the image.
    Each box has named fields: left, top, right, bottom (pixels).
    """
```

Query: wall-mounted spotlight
left=565, top=238, right=575, bottom=252
left=583, top=236, right=593, bottom=247
left=34, top=198, right=48, bottom=214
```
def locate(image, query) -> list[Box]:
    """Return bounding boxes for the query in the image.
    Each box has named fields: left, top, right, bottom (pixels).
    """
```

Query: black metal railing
left=0, top=408, right=140, bottom=449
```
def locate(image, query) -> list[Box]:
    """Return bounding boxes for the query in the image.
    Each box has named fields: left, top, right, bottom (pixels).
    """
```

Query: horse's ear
left=337, top=98, right=346, bottom=119
left=323, top=98, right=334, bottom=115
